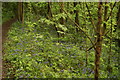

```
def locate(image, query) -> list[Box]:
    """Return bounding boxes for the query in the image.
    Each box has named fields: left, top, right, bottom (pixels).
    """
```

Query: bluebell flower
left=11, top=53, right=18, bottom=55
left=91, top=71, right=94, bottom=74
left=14, top=49, right=20, bottom=51
left=31, top=50, right=35, bottom=52
left=33, top=54, right=37, bottom=56
left=36, top=41, right=39, bottom=42
left=24, top=50, right=27, bottom=52
left=82, top=68, right=86, bottom=74
left=17, top=43, right=22, bottom=45
left=60, top=70, right=64, bottom=72
left=50, top=64, right=53, bottom=66
left=44, top=61, right=49, bottom=64
left=19, top=75, right=23, bottom=78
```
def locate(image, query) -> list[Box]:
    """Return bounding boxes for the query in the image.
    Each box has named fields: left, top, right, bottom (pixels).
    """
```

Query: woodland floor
left=2, top=17, right=17, bottom=78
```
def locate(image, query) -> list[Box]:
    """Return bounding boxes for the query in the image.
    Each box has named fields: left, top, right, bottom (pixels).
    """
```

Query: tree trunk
left=47, top=2, right=52, bottom=18
left=74, top=2, right=79, bottom=32
left=117, top=4, right=120, bottom=29
left=18, top=2, right=24, bottom=23
left=59, top=2, right=65, bottom=37
left=60, top=2, right=64, bottom=25
left=94, top=2, right=103, bottom=80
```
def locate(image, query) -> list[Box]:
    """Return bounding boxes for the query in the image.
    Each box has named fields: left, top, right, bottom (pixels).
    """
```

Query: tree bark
left=18, top=2, right=24, bottom=23
left=60, top=2, right=64, bottom=25
left=74, top=2, right=79, bottom=32
left=94, top=2, right=103, bottom=80
left=47, top=2, right=53, bottom=18
left=59, top=2, right=65, bottom=37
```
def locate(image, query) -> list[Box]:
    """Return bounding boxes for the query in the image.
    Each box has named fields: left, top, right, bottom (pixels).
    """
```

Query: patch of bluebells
left=19, top=75, right=23, bottom=78
left=44, top=61, right=49, bottom=64
left=17, top=42, right=22, bottom=45
left=33, top=53, right=38, bottom=56
left=50, top=63, right=53, bottom=67
left=11, top=53, right=18, bottom=55
left=60, top=70, right=64, bottom=72
left=31, top=50, right=35, bottom=52
left=82, top=67, right=94, bottom=77
left=36, top=40, right=39, bottom=42
left=14, top=49, right=20, bottom=52
left=24, top=49, right=27, bottom=52
left=58, top=64, right=63, bottom=67
left=77, top=63, right=81, bottom=67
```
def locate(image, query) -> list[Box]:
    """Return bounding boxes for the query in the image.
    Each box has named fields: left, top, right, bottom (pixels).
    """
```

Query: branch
left=87, top=42, right=97, bottom=51
left=106, top=2, right=116, bottom=21
left=58, top=3, right=96, bottom=51
left=85, top=3, right=96, bottom=32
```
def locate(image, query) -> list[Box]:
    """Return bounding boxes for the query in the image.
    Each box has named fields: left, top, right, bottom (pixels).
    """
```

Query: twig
left=106, top=2, right=116, bottom=21
left=85, top=3, right=96, bottom=32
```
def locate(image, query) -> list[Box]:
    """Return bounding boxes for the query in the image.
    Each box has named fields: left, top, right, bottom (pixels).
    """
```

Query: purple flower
left=82, top=68, right=87, bottom=74
left=44, top=61, right=49, bottom=64
left=36, top=41, right=39, bottom=42
left=24, top=50, right=27, bottom=52
left=33, top=54, right=37, bottom=56
left=91, top=71, right=94, bottom=74
left=50, top=64, right=53, bottom=66
left=11, top=53, right=18, bottom=55
left=60, top=70, right=64, bottom=72
left=31, top=50, right=35, bottom=52
left=17, top=43, right=21, bottom=45
left=14, top=49, right=20, bottom=51
left=19, top=75, right=23, bottom=78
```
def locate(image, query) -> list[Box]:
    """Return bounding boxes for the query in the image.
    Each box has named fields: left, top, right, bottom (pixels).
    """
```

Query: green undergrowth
left=3, top=20, right=95, bottom=78
left=3, top=17, right=118, bottom=78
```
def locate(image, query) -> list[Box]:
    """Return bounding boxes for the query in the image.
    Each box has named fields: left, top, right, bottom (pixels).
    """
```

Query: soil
left=2, top=17, right=17, bottom=78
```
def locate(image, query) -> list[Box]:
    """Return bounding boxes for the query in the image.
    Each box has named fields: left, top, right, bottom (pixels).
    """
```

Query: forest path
left=2, top=17, right=17, bottom=78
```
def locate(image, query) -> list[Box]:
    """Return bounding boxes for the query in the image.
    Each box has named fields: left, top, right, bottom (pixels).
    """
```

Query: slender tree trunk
left=117, top=4, right=120, bottom=29
left=47, top=2, right=52, bottom=18
left=60, top=2, right=64, bottom=25
left=59, top=2, right=65, bottom=37
left=66, top=2, right=69, bottom=22
left=18, top=2, right=24, bottom=23
left=94, top=2, right=103, bottom=80
left=74, top=2, right=79, bottom=32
